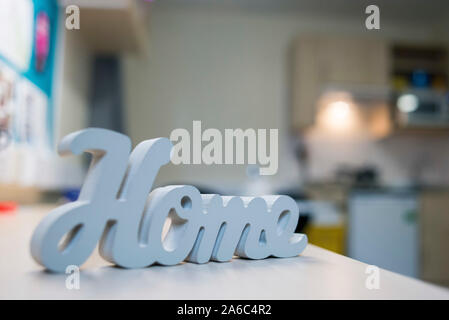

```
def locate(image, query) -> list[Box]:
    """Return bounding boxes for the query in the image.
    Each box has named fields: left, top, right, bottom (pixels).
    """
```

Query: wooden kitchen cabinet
left=292, top=35, right=390, bottom=130
left=60, top=0, right=150, bottom=54
left=419, top=190, right=449, bottom=287
left=292, top=35, right=321, bottom=129
left=319, top=36, right=389, bottom=86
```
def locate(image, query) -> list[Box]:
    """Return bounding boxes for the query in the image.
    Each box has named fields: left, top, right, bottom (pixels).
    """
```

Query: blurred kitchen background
left=1, top=0, right=449, bottom=287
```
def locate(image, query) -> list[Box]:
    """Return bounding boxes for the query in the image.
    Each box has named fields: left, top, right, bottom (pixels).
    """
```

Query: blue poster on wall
left=0, top=0, right=58, bottom=150
left=25, top=0, right=59, bottom=97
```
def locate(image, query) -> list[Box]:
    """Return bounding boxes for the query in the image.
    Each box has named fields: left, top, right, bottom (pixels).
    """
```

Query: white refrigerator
left=348, top=190, right=419, bottom=278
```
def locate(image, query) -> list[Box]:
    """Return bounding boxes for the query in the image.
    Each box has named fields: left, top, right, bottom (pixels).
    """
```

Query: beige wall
left=49, top=12, right=91, bottom=189
left=55, top=29, right=90, bottom=141
left=123, top=4, right=449, bottom=192
left=124, top=6, right=311, bottom=193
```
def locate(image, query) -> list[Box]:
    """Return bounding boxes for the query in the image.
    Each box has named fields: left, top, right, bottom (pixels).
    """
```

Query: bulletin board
left=0, top=0, right=59, bottom=186
left=0, top=0, right=58, bottom=150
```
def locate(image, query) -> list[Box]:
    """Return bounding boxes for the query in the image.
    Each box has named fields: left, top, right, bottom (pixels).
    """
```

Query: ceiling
left=158, top=0, right=449, bottom=23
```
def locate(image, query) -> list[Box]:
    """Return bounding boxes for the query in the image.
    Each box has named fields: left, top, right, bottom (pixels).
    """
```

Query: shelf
left=61, top=0, right=150, bottom=54
left=391, top=44, right=448, bottom=90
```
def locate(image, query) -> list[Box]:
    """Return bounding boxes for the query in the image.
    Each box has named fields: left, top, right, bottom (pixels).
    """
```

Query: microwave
left=394, top=89, right=449, bottom=128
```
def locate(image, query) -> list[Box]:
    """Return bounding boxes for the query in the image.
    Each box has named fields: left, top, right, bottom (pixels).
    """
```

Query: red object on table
left=0, top=202, right=17, bottom=214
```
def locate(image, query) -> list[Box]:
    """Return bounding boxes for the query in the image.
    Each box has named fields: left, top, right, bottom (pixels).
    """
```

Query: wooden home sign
left=30, top=128, right=307, bottom=272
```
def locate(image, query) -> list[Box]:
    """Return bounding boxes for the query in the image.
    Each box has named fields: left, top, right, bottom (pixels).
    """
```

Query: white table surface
left=1, top=205, right=449, bottom=300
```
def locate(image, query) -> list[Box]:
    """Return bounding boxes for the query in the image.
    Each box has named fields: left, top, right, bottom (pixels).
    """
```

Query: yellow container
left=304, top=224, right=345, bottom=255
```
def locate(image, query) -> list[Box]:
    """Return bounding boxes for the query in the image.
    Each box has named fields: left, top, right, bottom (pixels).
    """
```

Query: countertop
left=1, top=205, right=449, bottom=300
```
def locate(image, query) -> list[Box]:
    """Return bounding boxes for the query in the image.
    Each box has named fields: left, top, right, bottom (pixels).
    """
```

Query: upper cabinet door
left=292, top=35, right=390, bottom=130
left=64, top=0, right=150, bottom=54
left=318, top=36, right=389, bottom=86
left=292, top=36, right=323, bottom=129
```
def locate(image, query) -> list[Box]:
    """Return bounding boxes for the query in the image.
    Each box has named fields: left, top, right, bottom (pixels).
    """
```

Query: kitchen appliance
left=393, top=89, right=449, bottom=128
left=348, top=189, right=418, bottom=278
